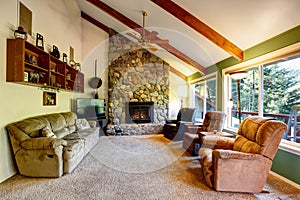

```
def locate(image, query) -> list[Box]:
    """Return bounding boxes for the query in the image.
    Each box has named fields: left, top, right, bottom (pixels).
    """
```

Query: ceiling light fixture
left=126, top=10, right=169, bottom=52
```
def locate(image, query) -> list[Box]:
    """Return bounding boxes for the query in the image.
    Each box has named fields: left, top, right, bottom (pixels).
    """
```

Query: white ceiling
left=77, top=0, right=300, bottom=76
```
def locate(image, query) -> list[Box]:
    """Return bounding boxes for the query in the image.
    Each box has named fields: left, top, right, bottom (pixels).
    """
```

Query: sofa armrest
left=20, top=138, right=67, bottom=150
left=87, top=120, right=97, bottom=128
left=201, top=136, right=235, bottom=149
left=213, top=149, right=262, bottom=160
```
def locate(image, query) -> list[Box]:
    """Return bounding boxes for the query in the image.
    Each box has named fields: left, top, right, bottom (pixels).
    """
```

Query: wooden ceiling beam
left=150, top=0, right=244, bottom=61
left=81, top=11, right=110, bottom=33
left=86, top=0, right=206, bottom=74
left=169, top=66, right=187, bottom=81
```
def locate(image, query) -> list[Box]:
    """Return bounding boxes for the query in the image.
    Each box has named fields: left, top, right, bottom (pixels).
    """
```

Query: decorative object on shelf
left=88, top=59, right=102, bottom=89
left=43, top=91, right=56, bottom=106
left=29, top=71, right=40, bottom=83
left=31, top=55, right=37, bottom=65
left=36, top=33, right=44, bottom=50
left=55, top=83, right=62, bottom=88
left=66, top=72, right=71, bottom=80
left=74, top=63, right=81, bottom=71
left=63, top=53, right=67, bottom=63
left=69, top=60, right=75, bottom=67
left=69, top=60, right=81, bottom=71
left=14, top=26, right=27, bottom=40
left=50, top=45, right=60, bottom=59
left=24, top=72, right=28, bottom=82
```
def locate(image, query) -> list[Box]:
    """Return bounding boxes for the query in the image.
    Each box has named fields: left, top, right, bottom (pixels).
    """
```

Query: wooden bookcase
left=6, top=39, right=84, bottom=93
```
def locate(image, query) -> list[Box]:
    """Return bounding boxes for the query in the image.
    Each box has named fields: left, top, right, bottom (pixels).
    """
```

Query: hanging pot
left=88, top=59, right=102, bottom=89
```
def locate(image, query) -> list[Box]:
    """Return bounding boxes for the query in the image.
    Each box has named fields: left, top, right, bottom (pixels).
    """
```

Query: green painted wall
left=272, top=149, right=300, bottom=184
left=189, top=25, right=300, bottom=184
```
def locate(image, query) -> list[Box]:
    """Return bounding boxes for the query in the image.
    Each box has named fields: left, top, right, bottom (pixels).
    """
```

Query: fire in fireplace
left=126, top=102, right=154, bottom=124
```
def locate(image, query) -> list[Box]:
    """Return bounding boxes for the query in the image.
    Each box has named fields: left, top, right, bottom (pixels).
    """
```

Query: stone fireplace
left=107, top=30, right=169, bottom=124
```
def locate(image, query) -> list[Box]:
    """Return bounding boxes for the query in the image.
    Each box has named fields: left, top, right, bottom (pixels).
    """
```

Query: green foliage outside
left=231, top=57, right=300, bottom=123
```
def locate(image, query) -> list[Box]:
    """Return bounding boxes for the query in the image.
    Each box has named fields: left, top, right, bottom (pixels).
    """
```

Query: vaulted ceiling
left=77, top=0, right=300, bottom=78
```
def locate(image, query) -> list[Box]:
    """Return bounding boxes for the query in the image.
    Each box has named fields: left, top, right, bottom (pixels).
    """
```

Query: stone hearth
left=106, top=123, right=164, bottom=136
left=107, top=31, right=170, bottom=124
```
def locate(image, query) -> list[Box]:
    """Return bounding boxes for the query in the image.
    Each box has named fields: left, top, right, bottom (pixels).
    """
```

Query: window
left=229, top=67, right=259, bottom=128
left=223, top=52, right=300, bottom=145
left=192, top=74, right=217, bottom=121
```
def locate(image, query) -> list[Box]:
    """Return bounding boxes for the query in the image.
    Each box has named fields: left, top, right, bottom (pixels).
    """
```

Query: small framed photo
left=43, top=92, right=56, bottom=106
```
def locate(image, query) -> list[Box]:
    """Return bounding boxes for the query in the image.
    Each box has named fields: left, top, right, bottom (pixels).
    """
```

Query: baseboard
left=0, top=171, right=16, bottom=183
left=269, top=171, right=300, bottom=189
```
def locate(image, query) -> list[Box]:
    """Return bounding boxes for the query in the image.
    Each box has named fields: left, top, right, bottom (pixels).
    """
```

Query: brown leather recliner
left=182, top=111, right=226, bottom=155
left=198, top=116, right=287, bottom=193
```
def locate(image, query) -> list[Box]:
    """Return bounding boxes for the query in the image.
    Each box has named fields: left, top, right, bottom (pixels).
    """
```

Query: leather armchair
left=163, top=107, right=196, bottom=141
left=198, top=116, right=287, bottom=193
left=183, top=111, right=226, bottom=155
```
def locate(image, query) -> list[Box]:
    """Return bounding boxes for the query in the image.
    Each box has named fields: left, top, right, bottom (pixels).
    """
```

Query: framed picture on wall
left=19, top=2, right=32, bottom=35
left=43, top=92, right=56, bottom=106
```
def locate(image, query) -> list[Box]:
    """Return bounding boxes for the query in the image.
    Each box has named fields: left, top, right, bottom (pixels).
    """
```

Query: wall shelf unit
left=6, top=38, right=84, bottom=93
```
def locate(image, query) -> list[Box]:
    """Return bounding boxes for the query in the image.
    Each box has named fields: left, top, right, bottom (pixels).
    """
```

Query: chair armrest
left=201, top=136, right=235, bottom=149
left=20, top=138, right=67, bottom=150
left=213, top=149, right=263, bottom=160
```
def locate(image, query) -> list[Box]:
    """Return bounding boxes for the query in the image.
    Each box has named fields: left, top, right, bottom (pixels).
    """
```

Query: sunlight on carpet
left=90, top=134, right=186, bottom=173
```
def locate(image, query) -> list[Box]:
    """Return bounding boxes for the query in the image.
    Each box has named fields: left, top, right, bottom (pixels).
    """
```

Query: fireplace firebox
left=126, top=102, right=154, bottom=124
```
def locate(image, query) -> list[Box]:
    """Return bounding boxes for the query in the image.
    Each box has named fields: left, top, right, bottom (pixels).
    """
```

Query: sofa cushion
left=15, top=117, right=50, bottom=138
left=54, top=128, right=70, bottom=139
left=67, top=125, right=76, bottom=134
left=63, top=132, right=81, bottom=140
left=44, top=113, right=66, bottom=132
left=76, top=119, right=91, bottom=131
left=42, top=127, right=57, bottom=138
left=61, top=112, right=77, bottom=127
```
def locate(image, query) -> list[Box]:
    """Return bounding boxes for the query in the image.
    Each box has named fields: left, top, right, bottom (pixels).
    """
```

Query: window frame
left=222, top=42, right=300, bottom=154
left=190, top=72, right=217, bottom=121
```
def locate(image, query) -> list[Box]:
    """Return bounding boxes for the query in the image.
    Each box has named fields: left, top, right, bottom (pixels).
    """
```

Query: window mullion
left=258, top=65, right=264, bottom=116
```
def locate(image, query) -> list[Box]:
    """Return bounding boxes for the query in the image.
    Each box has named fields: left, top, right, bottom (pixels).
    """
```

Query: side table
left=183, top=131, right=233, bottom=156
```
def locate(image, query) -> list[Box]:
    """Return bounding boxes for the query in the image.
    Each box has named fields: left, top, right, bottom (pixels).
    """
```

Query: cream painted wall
left=0, top=0, right=82, bottom=182
left=80, top=20, right=109, bottom=100
left=169, top=72, right=189, bottom=118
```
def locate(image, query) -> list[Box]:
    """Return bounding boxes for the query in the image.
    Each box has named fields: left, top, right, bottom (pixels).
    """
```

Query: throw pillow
left=76, top=119, right=91, bottom=131
left=42, top=127, right=57, bottom=138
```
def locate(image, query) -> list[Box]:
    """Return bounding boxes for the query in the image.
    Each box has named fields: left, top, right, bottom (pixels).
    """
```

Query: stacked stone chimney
left=107, top=31, right=169, bottom=124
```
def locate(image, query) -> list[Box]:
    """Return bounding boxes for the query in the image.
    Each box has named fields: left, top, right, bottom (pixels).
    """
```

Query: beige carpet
left=1, top=134, right=300, bottom=200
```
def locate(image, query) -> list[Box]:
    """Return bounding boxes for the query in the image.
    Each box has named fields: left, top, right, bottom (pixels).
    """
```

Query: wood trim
left=150, top=0, right=244, bottom=61
left=169, top=66, right=187, bottom=80
left=81, top=11, right=110, bottom=33
left=86, top=0, right=206, bottom=74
